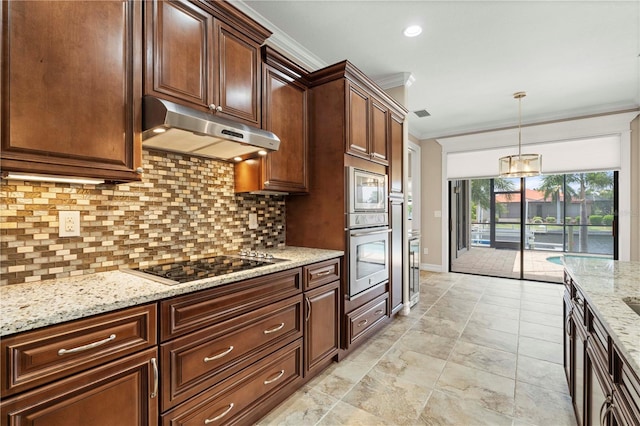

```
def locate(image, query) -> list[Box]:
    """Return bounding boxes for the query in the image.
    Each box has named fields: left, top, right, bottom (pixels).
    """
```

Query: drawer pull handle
left=565, top=309, right=573, bottom=337
left=204, top=403, right=234, bottom=424
left=264, top=369, right=285, bottom=385
left=305, top=297, right=311, bottom=322
left=204, top=346, right=234, bottom=362
left=316, top=270, right=332, bottom=277
left=375, top=309, right=384, bottom=315
left=57, top=334, right=116, bottom=355
left=264, top=323, right=285, bottom=334
left=150, top=357, right=158, bottom=399
left=357, top=319, right=368, bottom=327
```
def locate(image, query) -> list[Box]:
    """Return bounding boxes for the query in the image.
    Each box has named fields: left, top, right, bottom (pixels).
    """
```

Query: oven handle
left=350, top=228, right=391, bottom=238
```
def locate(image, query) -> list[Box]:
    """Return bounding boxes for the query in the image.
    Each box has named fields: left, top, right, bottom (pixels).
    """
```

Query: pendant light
left=498, top=92, right=542, bottom=177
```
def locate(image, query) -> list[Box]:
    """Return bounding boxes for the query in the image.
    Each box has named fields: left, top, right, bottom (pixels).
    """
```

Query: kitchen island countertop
left=563, top=257, right=640, bottom=374
left=0, top=247, right=343, bottom=336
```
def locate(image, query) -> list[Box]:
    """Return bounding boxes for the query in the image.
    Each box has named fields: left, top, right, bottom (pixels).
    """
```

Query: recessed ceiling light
left=403, top=25, right=422, bottom=38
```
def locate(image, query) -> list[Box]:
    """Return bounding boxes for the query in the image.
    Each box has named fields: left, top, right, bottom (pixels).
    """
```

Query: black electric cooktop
left=131, top=255, right=276, bottom=284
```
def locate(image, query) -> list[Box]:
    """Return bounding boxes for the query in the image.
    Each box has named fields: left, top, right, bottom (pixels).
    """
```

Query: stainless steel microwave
left=348, top=167, right=387, bottom=212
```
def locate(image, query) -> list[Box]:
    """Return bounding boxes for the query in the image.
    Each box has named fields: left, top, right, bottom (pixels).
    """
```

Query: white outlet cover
left=59, top=211, right=80, bottom=237
left=248, top=213, right=258, bottom=230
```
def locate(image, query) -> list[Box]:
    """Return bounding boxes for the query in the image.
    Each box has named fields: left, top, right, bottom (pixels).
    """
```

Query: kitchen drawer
left=161, top=294, right=303, bottom=410
left=587, top=306, right=609, bottom=364
left=162, top=339, right=303, bottom=426
left=160, top=267, right=302, bottom=341
left=1, top=347, right=159, bottom=426
left=1, top=303, right=157, bottom=397
left=571, top=284, right=586, bottom=327
left=346, top=293, right=389, bottom=346
left=612, top=345, right=640, bottom=424
left=303, top=258, right=340, bottom=290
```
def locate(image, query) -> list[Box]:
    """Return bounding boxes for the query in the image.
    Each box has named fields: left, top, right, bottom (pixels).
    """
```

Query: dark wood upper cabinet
left=215, top=20, right=261, bottom=125
left=346, top=83, right=370, bottom=157
left=389, top=112, right=405, bottom=194
left=235, top=47, right=309, bottom=194
left=370, top=98, right=389, bottom=164
left=345, top=82, right=389, bottom=165
left=145, top=0, right=213, bottom=109
left=144, top=0, right=268, bottom=127
left=1, top=0, right=143, bottom=182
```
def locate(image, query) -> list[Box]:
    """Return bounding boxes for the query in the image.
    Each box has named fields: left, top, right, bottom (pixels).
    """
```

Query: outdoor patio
left=451, top=247, right=566, bottom=283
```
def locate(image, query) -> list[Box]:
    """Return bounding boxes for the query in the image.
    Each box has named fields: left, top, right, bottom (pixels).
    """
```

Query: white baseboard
left=420, top=263, right=445, bottom=272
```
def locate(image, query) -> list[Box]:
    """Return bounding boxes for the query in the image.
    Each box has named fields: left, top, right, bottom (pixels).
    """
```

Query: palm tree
left=539, top=172, right=612, bottom=252
left=471, top=178, right=515, bottom=223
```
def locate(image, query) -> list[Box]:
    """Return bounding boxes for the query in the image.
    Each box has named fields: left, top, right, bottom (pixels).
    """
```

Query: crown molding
left=231, top=1, right=327, bottom=71
left=373, top=72, right=415, bottom=89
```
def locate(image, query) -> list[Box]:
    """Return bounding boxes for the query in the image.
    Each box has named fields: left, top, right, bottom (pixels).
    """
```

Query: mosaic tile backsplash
left=0, top=149, right=285, bottom=286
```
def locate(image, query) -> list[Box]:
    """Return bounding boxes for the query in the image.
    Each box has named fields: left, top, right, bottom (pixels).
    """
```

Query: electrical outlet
left=248, top=213, right=258, bottom=230
left=59, top=211, right=80, bottom=237
left=423, top=247, right=429, bottom=255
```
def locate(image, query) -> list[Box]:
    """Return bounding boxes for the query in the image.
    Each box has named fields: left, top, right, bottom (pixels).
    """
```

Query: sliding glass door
left=450, top=171, right=617, bottom=283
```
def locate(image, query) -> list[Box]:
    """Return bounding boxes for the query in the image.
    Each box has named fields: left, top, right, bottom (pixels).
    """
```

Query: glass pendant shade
left=498, top=153, right=542, bottom=177
left=498, top=91, right=542, bottom=178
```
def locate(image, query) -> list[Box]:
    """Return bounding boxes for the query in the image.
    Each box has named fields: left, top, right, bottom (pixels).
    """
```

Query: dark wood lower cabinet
left=304, top=280, right=340, bottom=376
left=564, top=272, right=640, bottom=426
left=1, top=347, right=159, bottom=426
left=161, top=340, right=303, bottom=426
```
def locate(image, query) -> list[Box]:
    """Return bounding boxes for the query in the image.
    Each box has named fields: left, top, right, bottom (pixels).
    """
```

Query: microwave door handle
left=350, top=229, right=392, bottom=237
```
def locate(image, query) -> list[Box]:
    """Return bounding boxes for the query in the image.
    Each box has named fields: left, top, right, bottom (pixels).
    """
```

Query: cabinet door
left=370, top=98, right=389, bottom=165
left=390, top=198, right=404, bottom=314
left=564, top=292, right=573, bottom=392
left=389, top=112, right=404, bottom=194
left=1, top=0, right=142, bottom=182
left=145, top=0, right=213, bottom=109
left=1, top=348, right=159, bottom=426
left=346, top=83, right=370, bottom=158
left=573, top=319, right=588, bottom=426
left=586, top=344, right=611, bottom=426
left=304, top=281, right=339, bottom=375
left=261, top=64, right=308, bottom=193
left=215, top=20, right=260, bottom=126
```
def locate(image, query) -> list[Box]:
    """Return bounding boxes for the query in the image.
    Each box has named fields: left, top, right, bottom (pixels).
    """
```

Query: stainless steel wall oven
left=348, top=226, right=390, bottom=299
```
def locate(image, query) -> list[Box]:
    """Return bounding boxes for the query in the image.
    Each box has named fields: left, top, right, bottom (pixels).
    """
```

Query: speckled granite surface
left=0, top=247, right=343, bottom=336
left=563, top=257, right=640, bottom=375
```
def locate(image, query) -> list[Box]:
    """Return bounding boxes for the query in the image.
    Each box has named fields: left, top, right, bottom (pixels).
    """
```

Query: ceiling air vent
left=413, top=109, right=431, bottom=118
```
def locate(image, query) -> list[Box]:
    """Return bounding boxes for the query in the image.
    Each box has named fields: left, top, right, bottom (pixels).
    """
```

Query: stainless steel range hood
left=142, top=96, right=280, bottom=162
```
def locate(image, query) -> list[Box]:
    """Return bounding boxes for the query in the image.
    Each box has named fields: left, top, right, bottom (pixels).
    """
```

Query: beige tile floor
left=257, top=271, right=577, bottom=426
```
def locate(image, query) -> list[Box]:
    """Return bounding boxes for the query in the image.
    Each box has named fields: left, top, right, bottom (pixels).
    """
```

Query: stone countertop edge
left=0, top=247, right=344, bottom=337
left=563, top=257, right=640, bottom=375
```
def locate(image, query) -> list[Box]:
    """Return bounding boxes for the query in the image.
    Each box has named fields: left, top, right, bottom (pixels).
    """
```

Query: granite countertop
left=0, top=247, right=343, bottom=337
left=563, top=257, right=640, bottom=374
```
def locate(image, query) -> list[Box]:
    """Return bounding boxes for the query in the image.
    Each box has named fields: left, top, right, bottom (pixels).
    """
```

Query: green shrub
left=545, top=216, right=556, bottom=223
left=589, top=215, right=603, bottom=225
left=532, top=216, right=543, bottom=224
left=603, top=214, right=614, bottom=226
left=574, top=216, right=581, bottom=224
left=565, top=216, right=572, bottom=224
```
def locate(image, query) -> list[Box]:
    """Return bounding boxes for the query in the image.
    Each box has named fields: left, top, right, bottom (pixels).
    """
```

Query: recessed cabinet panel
left=370, top=99, right=389, bottom=164
left=389, top=113, right=404, bottom=194
left=1, top=0, right=141, bottom=181
left=347, top=84, right=370, bottom=157
left=216, top=21, right=260, bottom=125
left=262, top=67, right=308, bottom=192
left=147, top=0, right=212, bottom=107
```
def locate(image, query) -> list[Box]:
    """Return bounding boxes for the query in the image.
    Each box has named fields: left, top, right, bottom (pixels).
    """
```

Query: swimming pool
left=546, top=255, right=613, bottom=265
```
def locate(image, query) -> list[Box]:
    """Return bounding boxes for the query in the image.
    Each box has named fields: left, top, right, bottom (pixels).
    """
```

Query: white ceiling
left=233, top=0, right=639, bottom=140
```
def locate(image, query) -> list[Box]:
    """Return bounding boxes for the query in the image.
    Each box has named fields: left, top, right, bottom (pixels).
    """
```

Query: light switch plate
left=59, top=211, right=80, bottom=237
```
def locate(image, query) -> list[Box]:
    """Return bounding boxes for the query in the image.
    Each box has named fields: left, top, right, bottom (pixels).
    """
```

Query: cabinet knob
left=135, top=167, right=144, bottom=174
left=216, top=105, right=223, bottom=112
left=208, top=104, right=217, bottom=111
